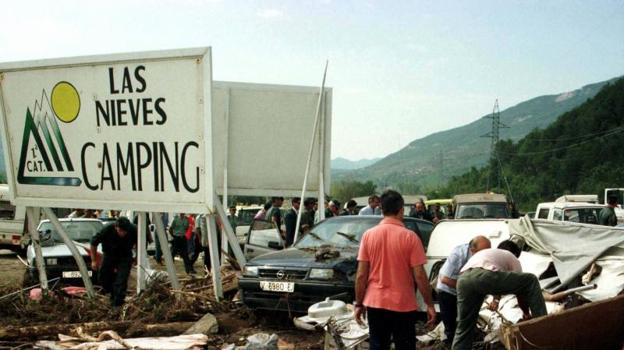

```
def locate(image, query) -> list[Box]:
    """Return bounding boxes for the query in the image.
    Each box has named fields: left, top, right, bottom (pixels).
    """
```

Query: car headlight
left=46, top=258, right=58, bottom=266
left=244, top=266, right=259, bottom=276
left=309, top=268, right=334, bottom=280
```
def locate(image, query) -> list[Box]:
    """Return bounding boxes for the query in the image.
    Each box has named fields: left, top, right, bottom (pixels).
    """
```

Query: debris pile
left=0, top=266, right=241, bottom=341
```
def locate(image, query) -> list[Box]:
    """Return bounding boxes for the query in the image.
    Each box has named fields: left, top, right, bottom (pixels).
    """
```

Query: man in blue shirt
left=436, top=235, right=491, bottom=345
left=358, top=195, right=381, bottom=216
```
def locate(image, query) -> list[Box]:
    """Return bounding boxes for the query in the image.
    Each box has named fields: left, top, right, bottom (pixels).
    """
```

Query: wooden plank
left=501, top=294, right=624, bottom=350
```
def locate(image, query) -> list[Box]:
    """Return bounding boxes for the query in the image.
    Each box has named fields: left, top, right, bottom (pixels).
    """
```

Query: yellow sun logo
left=51, top=81, right=80, bottom=123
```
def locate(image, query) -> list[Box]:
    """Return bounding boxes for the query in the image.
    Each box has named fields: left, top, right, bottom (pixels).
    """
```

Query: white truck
left=534, top=201, right=605, bottom=224
left=535, top=191, right=624, bottom=225
left=452, top=193, right=510, bottom=219
left=0, top=184, right=28, bottom=254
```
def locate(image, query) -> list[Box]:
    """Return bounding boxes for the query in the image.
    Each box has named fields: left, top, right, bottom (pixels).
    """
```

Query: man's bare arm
left=354, top=261, right=370, bottom=324
left=355, top=261, right=370, bottom=304
left=440, top=275, right=457, bottom=289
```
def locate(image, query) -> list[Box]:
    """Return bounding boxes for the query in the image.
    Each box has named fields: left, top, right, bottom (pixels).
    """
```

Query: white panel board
left=212, top=81, right=332, bottom=197
left=0, top=48, right=213, bottom=212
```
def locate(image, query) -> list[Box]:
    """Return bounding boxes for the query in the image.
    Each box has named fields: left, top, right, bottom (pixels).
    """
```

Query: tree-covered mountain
left=433, top=78, right=624, bottom=211
left=335, top=77, right=621, bottom=192
left=331, top=157, right=381, bottom=170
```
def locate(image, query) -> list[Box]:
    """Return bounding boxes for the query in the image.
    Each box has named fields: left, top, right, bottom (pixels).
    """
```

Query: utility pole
left=481, top=99, right=508, bottom=192
left=438, top=150, right=444, bottom=187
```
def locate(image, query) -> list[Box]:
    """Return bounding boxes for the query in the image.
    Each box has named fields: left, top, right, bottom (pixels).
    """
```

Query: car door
left=415, top=220, right=434, bottom=249
left=404, top=219, right=434, bottom=251
left=244, top=219, right=284, bottom=259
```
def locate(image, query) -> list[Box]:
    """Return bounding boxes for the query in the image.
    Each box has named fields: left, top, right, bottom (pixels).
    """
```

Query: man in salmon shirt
left=355, top=190, right=436, bottom=349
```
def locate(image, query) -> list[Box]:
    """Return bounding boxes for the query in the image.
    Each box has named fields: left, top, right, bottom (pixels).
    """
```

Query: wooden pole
left=42, top=208, right=95, bottom=298
left=26, top=207, right=48, bottom=290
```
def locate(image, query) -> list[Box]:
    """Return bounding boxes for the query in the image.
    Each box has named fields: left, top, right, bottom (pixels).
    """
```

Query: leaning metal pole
left=294, top=61, right=328, bottom=243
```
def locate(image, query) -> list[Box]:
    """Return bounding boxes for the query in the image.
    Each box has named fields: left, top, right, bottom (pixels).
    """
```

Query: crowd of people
left=80, top=190, right=618, bottom=342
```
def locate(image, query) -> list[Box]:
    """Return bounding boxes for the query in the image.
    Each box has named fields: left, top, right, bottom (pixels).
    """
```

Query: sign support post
left=26, top=206, right=48, bottom=290
left=222, top=88, right=231, bottom=263
left=42, top=207, right=95, bottom=298
left=136, top=211, right=148, bottom=293
left=204, top=214, right=223, bottom=300
left=153, top=212, right=181, bottom=290
left=215, top=194, right=247, bottom=267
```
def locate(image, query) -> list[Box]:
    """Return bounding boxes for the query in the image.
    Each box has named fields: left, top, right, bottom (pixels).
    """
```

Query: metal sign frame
left=0, top=47, right=214, bottom=213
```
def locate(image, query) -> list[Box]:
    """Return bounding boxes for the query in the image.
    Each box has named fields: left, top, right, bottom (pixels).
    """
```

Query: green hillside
left=335, top=77, right=621, bottom=192
left=435, top=78, right=624, bottom=211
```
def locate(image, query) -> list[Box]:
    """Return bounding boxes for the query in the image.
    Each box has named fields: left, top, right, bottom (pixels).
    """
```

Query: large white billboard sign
left=0, top=48, right=213, bottom=212
left=212, top=82, right=332, bottom=197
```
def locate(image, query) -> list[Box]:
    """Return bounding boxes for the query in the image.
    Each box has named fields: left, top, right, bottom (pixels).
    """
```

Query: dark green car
left=239, top=215, right=433, bottom=312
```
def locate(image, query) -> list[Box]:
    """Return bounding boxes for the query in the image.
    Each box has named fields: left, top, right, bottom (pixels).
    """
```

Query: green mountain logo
left=17, top=82, right=82, bottom=186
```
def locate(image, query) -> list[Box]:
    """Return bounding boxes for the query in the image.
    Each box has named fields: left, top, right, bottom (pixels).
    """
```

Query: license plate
left=62, top=271, right=92, bottom=278
left=259, top=281, right=295, bottom=293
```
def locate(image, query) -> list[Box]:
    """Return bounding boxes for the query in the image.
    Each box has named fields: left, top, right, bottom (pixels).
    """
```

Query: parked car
left=243, top=219, right=285, bottom=260
left=24, top=218, right=103, bottom=287
left=424, top=199, right=453, bottom=217
left=422, top=218, right=511, bottom=311
left=452, top=193, right=510, bottom=219
left=239, top=215, right=433, bottom=312
left=534, top=201, right=605, bottom=224
left=235, top=205, right=263, bottom=239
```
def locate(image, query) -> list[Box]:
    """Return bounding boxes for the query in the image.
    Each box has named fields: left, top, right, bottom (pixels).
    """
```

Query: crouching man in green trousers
left=452, top=240, right=547, bottom=350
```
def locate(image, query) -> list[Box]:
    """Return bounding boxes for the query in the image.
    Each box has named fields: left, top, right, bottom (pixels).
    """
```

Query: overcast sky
left=2, top=0, right=623, bottom=160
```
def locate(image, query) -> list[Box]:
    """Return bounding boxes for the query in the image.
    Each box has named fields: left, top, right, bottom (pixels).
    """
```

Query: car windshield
left=39, top=221, right=104, bottom=243
left=295, top=217, right=380, bottom=249
left=456, top=203, right=509, bottom=219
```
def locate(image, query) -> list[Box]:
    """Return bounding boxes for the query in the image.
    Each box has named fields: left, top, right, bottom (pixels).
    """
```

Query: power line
left=520, top=125, right=624, bottom=142
left=497, top=126, right=624, bottom=156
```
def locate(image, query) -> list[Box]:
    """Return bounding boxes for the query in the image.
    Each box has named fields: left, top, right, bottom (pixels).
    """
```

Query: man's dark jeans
left=438, top=290, right=458, bottom=344
left=171, top=235, right=194, bottom=273
left=367, top=306, right=418, bottom=350
left=99, top=255, right=132, bottom=306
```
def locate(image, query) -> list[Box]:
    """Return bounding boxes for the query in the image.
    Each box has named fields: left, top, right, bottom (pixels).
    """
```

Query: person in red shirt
left=355, top=190, right=436, bottom=349
left=185, top=214, right=197, bottom=263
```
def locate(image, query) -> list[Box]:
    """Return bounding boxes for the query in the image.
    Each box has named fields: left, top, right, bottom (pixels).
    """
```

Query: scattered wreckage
left=421, top=217, right=624, bottom=348
left=289, top=217, right=624, bottom=349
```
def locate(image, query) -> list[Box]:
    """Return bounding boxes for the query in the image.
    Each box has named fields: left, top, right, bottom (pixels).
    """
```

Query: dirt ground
left=0, top=251, right=468, bottom=349
left=0, top=250, right=325, bottom=349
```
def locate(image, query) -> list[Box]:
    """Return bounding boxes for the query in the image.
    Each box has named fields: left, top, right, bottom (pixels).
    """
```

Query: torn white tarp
left=509, top=217, right=624, bottom=295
